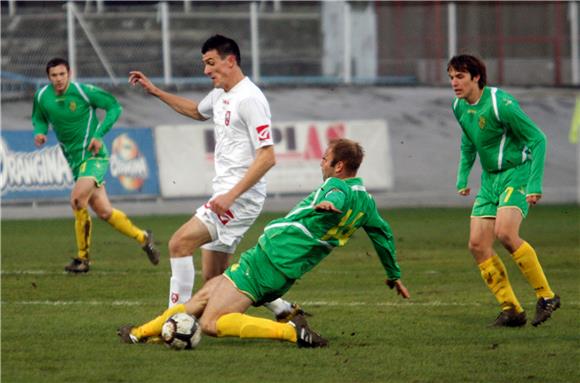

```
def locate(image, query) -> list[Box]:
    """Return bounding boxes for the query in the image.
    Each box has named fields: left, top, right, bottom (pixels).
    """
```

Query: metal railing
left=1, top=1, right=578, bottom=91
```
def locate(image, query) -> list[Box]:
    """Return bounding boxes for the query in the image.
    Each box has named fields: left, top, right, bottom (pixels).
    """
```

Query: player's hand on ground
left=526, top=194, right=542, bottom=206
left=314, top=201, right=342, bottom=214
left=34, top=134, right=47, bottom=148
left=208, top=193, right=235, bottom=217
left=458, top=188, right=471, bottom=196
left=386, top=279, right=410, bottom=299
left=87, top=138, right=102, bottom=156
left=128, top=71, right=158, bottom=95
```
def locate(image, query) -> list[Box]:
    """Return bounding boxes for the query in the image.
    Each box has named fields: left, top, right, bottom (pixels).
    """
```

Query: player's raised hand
left=128, top=71, right=158, bottom=96
left=386, top=279, right=411, bottom=299
left=87, top=138, right=102, bottom=156
left=314, top=201, right=342, bottom=214
left=34, top=134, right=47, bottom=148
left=458, top=187, right=471, bottom=196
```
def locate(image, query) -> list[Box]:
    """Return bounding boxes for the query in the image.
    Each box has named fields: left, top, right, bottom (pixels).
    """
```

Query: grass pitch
left=2, top=205, right=579, bottom=383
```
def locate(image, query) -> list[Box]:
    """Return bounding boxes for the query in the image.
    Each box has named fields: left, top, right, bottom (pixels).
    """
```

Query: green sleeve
left=500, top=98, right=546, bottom=195
left=363, top=211, right=401, bottom=280
left=320, top=188, right=346, bottom=211
left=32, top=92, right=49, bottom=135
left=456, top=132, right=477, bottom=191
left=82, top=84, right=122, bottom=138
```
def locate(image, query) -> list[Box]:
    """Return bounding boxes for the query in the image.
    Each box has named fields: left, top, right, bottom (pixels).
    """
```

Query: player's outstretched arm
left=128, top=70, right=206, bottom=121
left=386, top=279, right=410, bottom=299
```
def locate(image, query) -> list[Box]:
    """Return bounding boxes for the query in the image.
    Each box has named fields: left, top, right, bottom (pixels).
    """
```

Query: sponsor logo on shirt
left=256, top=125, right=271, bottom=142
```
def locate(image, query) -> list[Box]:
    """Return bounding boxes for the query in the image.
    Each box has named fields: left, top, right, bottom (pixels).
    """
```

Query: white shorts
left=195, top=196, right=264, bottom=254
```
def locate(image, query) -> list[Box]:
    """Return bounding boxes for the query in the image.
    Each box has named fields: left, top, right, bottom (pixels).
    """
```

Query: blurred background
left=1, top=1, right=579, bottom=218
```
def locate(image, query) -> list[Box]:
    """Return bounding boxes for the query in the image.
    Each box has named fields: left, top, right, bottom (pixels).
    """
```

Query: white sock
left=168, top=256, right=194, bottom=307
left=263, top=298, right=292, bottom=316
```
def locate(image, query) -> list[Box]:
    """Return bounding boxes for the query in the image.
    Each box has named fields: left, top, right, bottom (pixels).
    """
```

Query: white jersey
left=198, top=76, right=273, bottom=200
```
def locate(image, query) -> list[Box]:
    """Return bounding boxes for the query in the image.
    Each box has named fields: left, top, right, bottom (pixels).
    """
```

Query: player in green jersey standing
left=118, top=138, right=410, bottom=348
left=32, top=58, right=160, bottom=273
left=448, top=54, right=560, bottom=327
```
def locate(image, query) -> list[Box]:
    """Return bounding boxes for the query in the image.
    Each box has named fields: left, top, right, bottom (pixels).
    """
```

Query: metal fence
left=1, top=0, right=579, bottom=95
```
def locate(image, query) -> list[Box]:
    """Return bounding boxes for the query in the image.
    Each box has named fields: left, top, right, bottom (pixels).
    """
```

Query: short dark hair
left=46, top=57, right=70, bottom=75
left=201, top=34, right=241, bottom=65
left=447, top=54, right=487, bottom=89
left=329, top=138, right=364, bottom=173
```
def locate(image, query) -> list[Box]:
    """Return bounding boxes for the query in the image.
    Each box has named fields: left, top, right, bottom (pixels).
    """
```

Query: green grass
left=2, top=205, right=579, bottom=383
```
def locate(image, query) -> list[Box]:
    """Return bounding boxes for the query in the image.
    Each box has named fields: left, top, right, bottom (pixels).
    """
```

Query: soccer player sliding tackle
left=118, top=139, right=410, bottom=348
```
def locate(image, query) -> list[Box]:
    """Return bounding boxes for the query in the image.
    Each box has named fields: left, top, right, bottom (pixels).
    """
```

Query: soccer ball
left=161, top=313, right=202, bottom=350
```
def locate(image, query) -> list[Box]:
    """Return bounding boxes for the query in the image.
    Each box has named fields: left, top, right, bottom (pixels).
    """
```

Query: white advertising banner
left=155, top=120, right=393, bottom=198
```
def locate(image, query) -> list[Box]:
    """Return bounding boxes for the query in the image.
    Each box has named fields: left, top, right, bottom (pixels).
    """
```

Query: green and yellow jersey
left=452, top=86, right=546, bottom=195
left=32, top=82, right=122, bottom=171
left=257, top=177, right=401, bottom=281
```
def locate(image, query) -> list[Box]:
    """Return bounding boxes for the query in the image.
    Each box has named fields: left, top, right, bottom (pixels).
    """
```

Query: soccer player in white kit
left=129, top=35, right=300, bottom=320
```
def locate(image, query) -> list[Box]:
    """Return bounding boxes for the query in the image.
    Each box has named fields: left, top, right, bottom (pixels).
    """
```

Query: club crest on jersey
left=69, top=101, right=77, bottom=112
left=225, top=111, right=231, bottom=126
left=256, top=125, right=271, bottom=142
left=479, top=116, right=486, bottom=129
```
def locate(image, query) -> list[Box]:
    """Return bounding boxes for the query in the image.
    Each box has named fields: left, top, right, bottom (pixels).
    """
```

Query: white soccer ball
left=161, top=313, right=202, bottom=350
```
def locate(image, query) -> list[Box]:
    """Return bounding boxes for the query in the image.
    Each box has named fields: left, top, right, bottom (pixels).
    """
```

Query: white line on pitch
left=4, top=268, right=573, bottom=276
left=0, top=270, right=190, bottom=276
left=0, top=300, right=144, bottom=306
left=2, top=300, right=579, bottom=307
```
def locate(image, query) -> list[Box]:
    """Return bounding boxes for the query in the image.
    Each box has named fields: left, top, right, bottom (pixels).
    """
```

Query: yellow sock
left=216, top=313, right=297, bottom=343
left=107, top=208, right=146, bottom=244
left=131, top=304, right=186, bottom=340
left=74, top=208, right=91, bottom=260
left=479, top=255, right=523, bottom=313
left=512, top=241, right=555, bottom=299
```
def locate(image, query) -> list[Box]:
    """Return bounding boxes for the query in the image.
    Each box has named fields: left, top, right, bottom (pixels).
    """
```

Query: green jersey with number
left=257, top=177, right=401, bottom=281
left=452, top=86, right=546, bottom=194
left=32, top=82, right=122, bottom=171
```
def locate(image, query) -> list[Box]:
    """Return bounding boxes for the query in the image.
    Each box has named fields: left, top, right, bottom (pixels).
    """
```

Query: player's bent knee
left=494, top=230, right=517, bottom=248
left=468, top=240, right=484, bottom=253
left=199, top=317, right=218, bottom=337
left=70, top=197, right=87, bottom=211
left=168, top=236, right=184, bottom=257
left=94, top=208, right=112, bottom=221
